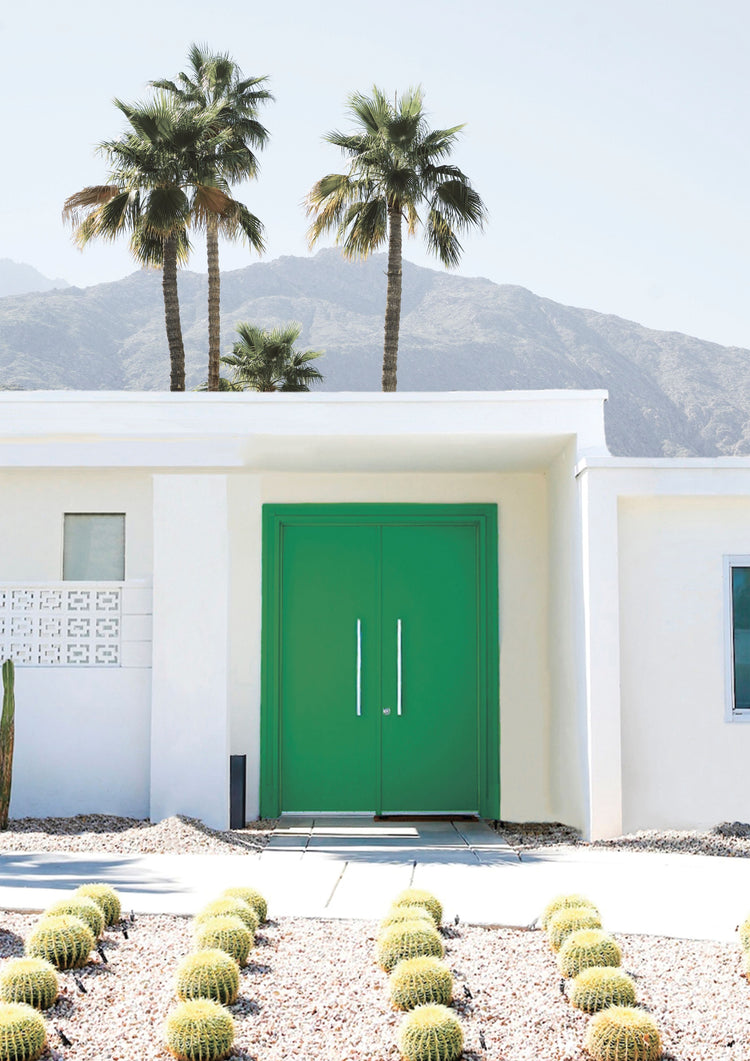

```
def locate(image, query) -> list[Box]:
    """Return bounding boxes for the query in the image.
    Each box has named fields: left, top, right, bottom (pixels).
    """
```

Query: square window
left=63, top=514, right=125, bottom=581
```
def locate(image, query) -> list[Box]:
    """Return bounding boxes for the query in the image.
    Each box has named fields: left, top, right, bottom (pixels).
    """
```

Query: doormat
left=373, top=814, right=479, bottom=822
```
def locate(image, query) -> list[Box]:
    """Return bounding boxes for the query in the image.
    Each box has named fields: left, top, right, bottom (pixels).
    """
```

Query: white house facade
left=1, top=390, right=749, bottom=839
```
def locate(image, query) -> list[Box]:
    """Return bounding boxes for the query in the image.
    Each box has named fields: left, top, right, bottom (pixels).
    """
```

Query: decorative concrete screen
left=0, top=583, right=122, bottom=666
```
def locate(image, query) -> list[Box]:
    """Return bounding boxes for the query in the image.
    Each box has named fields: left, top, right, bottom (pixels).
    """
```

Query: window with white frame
left=727, top=557, right=750, bottom=718
left=63, top=514, right=125, bottom=581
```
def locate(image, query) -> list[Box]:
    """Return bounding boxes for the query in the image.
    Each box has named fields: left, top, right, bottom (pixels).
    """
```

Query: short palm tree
left=63, top=94, right=236, bottom=390
left=217, top=322, right=324, bottom=391
left=153, top=45, right=271, bottom=390
left=306, top=85, right=487, bottom=391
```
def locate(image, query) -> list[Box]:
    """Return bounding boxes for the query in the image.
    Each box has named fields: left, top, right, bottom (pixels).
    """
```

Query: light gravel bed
left=0, top=815, right=277, bottom=855
left=495, top=819, right=750, bottom=858
left=0, top=913, right=747, bottom=1061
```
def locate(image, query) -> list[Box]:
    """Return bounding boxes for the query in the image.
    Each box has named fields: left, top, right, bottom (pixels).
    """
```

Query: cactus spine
left=26, top=916, right=94, bottom=970
left=195, top=899, right=259, bottom=936
left=194, top=916, right=253, bottom=967
left=548, top=906, right=603, bottom=953
left=0, top=1002, right=46, bottom=1061
left=46, top=897, right=105, bottom=940
left=570, top=967, right=637, bottom=1014
left=376, top=921, right=444, bottom=973
left=389, top=956, right=453, bottom=1010
left=221, top=887, right=267, bottom=923
left=398, top=1003, right=463, bottom=1061
left=175, top=951, right=240, bottom=1006
left=164, top=998, right=234, bottom=1061
left=380, top=907, right=434, bottom=935
left=557, top=929, right=622, bottom=979
left=73, top=883, right=122, bottom=927
left=0, top=660, right=15, bottom=831
left=540, top=893, right=598, bottom=930
left=585, top=1005, right=661, bottom=1061
left=393, top=890, right=442, bottom=927
left=0, top=959, right=58, bottom=1011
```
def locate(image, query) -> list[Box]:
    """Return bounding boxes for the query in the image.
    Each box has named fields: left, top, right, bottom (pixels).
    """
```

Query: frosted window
left=732, top=566, right=750, bottom=711
left=63, top=514, right=125, bottom=581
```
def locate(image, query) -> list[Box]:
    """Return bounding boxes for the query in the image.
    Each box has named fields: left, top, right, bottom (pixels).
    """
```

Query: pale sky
left=3, top=0, right=750, bottom=347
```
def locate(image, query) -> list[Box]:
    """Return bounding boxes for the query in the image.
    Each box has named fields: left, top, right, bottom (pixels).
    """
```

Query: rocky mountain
left=0, top=248, right=749, bottom=457
left=0, top=260, right=69, bottom=298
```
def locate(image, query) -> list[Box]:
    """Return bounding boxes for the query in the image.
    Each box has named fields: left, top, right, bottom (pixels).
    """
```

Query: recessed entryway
left=261, top=505, right=499, bottom=818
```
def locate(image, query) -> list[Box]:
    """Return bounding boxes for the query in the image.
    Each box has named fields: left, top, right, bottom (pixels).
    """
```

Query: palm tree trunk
left=382, top=205, right=403, bottom=392
left=207, top=215, right=221, bottom=391
left=162, top=234, right=186, bottom=391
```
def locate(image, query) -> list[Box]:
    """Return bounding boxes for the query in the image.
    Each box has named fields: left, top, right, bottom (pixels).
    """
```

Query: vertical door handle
left=356, top=619, right=362, bottom=717
left=397, top=618, right=402, bottom=716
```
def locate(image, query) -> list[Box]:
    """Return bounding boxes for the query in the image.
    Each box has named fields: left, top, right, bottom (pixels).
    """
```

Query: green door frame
left=260, top=503, right=500, bottom=818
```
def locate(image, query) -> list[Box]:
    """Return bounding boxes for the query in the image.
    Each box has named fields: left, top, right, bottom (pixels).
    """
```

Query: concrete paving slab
left=1, top=824, right=748, bottom=942
left=452, top=821, right=514, bottom=850
left=324, top=861, right=414, bottom=918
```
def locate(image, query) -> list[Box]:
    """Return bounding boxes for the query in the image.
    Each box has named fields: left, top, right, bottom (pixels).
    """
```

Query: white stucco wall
left=224, top=471, right=554, bottom=823
left=0, top=470, right=153, bottom=819
left=618, top=494, right=750, bottom=831
left=547, top=443, right=588, bottom=832
left=150, top=475, right=230, bottom=831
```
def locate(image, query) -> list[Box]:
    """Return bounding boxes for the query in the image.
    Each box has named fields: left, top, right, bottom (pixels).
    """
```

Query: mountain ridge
left=1, top=248, right=748, bottom=458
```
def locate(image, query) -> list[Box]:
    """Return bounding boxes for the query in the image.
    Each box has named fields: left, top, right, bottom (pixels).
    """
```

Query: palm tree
left=64, top=94, right=236, bottom=390
left=216, top=322, right=324, bottom=391
left=306, top=86, right=487, bottom=392
left=153, top=45, right=272, bottom=390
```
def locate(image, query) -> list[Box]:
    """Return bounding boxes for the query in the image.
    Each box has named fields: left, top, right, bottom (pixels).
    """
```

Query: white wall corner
left=150, top=474, right=231, bottom=830
left=579, top=469, right=624, bottom=839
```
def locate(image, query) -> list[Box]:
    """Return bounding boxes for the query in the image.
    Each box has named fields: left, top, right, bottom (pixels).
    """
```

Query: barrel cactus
left=0, top=1002, right=46, bottom=1061
left=194, top=916, right=253, bottom=967
left=26, top=916, right=94, bottom=970
left=558, top=929, right=622, bottom=979
left=398, top=1003, right=463, bottom=1061
left=221, top=887, right=267, bottom=923
left=195, top=899, right=259, bottom=935
left=376, top=920, right=444, bottom=973
left=0, top=959, right=58, bottom=1011
left=389, top=956, right=453, bottom=1010
left=548, top=906, right=603, bottom=953
left=585, top=1005, right=661, bottom=1061
left=570, top=967, right=636, bottom=1014
left=380, top=907, right=434, bottom=935
left=739, top=917, right=750, bottom=951
left=175, top=950, right=240, bottom=1006
left=73, top=883, right=122, bottom=927
left=393, top=889, right=442, bottom=927
left=46, top=897, right=105, bottom=940
left=541, top=893, right=599, bottom=930
left=164, top=998, right=234, bottom=1061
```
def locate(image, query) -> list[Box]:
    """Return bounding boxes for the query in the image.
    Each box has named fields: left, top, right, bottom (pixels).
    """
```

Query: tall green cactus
left=0, top=659, right=15, bottom=831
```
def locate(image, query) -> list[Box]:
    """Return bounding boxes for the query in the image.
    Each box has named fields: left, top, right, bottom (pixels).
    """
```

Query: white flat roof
left=0, top=390, right=610, bottom=472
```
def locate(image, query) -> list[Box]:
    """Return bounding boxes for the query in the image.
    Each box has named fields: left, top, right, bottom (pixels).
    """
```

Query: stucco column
left=578, top=469, right=623, bottom=839
left=150, top=474, right=230, bottom=829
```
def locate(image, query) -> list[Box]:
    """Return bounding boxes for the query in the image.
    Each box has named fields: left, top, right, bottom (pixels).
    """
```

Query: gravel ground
left=494, top=820, right=750, bottom=858
left=0, top=815, right=277, bottom=855
left=0, top=912, right=746, bottom=1061
left=5, top=815, right=750, bottom=859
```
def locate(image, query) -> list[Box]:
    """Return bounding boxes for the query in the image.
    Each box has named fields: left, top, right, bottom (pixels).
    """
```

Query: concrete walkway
left=0, top=817, right=747, bottom=943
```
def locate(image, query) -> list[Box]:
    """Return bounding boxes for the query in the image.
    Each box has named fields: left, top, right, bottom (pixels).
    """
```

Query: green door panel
left=261, top=505, right=499, bottom=819
left=279, top=523, right=380, bottom=811
left=381, top=524, right=479, bottom=812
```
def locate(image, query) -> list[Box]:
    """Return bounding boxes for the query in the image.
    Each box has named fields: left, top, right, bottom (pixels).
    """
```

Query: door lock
left=382, top=708, right=391, bottom=715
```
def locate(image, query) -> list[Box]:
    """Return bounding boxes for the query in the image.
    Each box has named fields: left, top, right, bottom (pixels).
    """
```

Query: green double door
left=270, top=510, right=493, bottom=815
